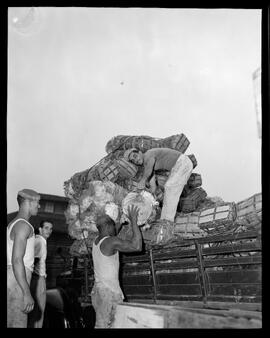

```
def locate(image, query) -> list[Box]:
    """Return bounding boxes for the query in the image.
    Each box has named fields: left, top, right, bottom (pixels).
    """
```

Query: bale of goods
left=197, top=203, right=237, bottom=234
left=65, top=180, right=129, bottom=241
left=116, top=158, right=138, bottom=179
left=235, top=193, right=261, bottom=231
left=142, top=220, right=175, bottom=246
left=105, top=133, right=190, bottom=154
left=162, top=134, right=190, bottom=153
left=121, top=191, right=158, bottom=226
left=64, top=165, right=101, bottom=199
left=106, top=135, right=161, bottom=154
left=187, top=173, right=202, bottom=189
left=187, top=154, right=197, bottom=169
left=98, top=158, right=119, bottom=182
left=178, top=187, right=207, bottom=213
left=174, top=212, right=207, bottom=239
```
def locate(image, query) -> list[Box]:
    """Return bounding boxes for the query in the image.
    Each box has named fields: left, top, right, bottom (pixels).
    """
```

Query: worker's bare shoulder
left=100, top=236, right=122, bottom=255
left=9, top=219, right=33, bottom=239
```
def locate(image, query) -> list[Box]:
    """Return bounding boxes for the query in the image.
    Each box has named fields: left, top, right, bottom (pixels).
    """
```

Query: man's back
left=144, top=148, right=181, bottom=171
left=92, top=236, right=123, bottom=296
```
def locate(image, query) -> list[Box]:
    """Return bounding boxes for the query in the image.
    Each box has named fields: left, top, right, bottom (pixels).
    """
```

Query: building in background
left=7, top=193, right=74, bottom=288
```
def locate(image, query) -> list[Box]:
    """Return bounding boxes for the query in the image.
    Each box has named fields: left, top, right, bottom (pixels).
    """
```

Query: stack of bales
left=65, top=133, right=209, bottom=254
left=141, top=192, right=262, bottom=248
left=64, top=133, right=261, bottom=254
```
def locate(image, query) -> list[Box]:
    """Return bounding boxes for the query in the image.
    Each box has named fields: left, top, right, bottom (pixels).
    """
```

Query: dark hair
left=17, top=195, right=25, bottom=206
left=40, top=220, right=54, bottom=228
left=96, top=214, right=115, bottom=230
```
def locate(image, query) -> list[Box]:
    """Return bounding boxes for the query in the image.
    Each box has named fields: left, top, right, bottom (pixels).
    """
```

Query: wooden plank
left=122, top=262, right=150, bottom=272
left=207, top=284, right=261, bottom=296
left=111, top=302, right=262, bottom=328
left=202, top=242, right=261, bottom=256
left=122, top=285, right=153, bottom=295
left=203, top=255, right=261, bottom=267
left=158, top=284, right=202, bottom=296
left=155, top=259, right=198, bottom=270
left=125, top=294, right=154, bottom=300
left=122, top=274, right=152, bottom=285
left=192, top=230, right=260, bottom=244
left=131, top=299, right=262, bottom=312
left=206, top=270, right=261, bottom=284
left=206, top=295, right=262, bottom=303
left=156, top=271, right=200, bottom=285
left=153, top=248, right=197, bottom=260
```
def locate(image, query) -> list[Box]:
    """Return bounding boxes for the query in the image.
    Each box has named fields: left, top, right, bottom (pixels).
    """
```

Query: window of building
left=44, top=201, right=54, bottom=213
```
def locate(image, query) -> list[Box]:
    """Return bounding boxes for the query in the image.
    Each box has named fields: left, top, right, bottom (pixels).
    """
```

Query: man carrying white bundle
left=91, top=205, right=141, bottom=328
left=124, top=148, right=194, bottom=222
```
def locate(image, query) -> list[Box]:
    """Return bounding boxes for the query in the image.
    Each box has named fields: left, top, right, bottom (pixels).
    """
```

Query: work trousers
left=160, top=154, right=193, bottom=222
left=28, top=274, right=46, bottom=328
left=7, top=265, right=32, bottom=328
left=91, top=283, right=123, bottom=328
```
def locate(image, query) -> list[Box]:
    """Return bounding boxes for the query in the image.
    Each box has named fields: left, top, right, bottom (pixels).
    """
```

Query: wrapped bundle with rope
left=105, top=133, right=190, bottom=154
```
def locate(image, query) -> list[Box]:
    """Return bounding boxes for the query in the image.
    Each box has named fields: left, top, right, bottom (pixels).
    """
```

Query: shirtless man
left=124, top=148, right=194, bottom=222
left=7, top=189, right=40, bottom=327
left=91, top=205, right=141, bottom=328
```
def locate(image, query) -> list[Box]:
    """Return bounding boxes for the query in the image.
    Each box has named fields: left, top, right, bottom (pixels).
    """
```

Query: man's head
left=124, top=148, right=143, bottom=165
left=96, top=214, right=116, bottom=236
left=17, top=189, right=40, bottom=216
left=38, top=220, right=53, bottom=240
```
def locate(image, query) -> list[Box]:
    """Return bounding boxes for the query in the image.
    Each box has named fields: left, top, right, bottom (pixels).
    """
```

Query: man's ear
left=38, top=227, right=42, bottom=234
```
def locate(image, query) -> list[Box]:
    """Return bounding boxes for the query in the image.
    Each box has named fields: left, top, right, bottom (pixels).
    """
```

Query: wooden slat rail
left=119, top=230, right=261, bottom=305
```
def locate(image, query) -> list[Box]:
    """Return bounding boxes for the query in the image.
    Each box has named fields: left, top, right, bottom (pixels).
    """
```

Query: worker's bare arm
left=108, top=205, right=142, bottom=253
left=109, top=236, right=142, bottom=252
left=11, top=222, right=35, bottom=313
left=138, top=157, right=156, bottom=189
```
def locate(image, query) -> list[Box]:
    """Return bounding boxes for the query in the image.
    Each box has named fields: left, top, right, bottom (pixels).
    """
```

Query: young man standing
left=124, top=147, right=194, bottom=222
left=91, top=205, right=141, bottom=328
left=28, top=220, right=53, bottom=328
left=7, top=189, right=40, bottom=327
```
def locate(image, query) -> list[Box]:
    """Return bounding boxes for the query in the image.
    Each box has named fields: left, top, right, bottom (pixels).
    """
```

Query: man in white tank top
left=91, top=205, right=141, bottom=328
left=28, top=220, right=53, bottom=328
left=7, top=189, right=40, bottom=328
left=124, top=148, right=194, bottom=222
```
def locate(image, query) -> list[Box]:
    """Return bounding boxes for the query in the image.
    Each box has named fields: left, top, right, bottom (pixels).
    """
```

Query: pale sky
left=7, top=7, right=261, bottom=213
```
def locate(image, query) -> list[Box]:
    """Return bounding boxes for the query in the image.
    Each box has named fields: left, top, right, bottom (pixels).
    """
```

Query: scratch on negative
left=127, top=316, right=138, bottom=324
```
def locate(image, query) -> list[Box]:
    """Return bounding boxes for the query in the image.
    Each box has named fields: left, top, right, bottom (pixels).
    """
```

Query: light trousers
left=160, top=154, right=193, bottom=222
left=7, top=265, right=32, bottom=328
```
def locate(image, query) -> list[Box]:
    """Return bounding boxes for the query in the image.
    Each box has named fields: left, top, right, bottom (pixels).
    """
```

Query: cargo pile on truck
left=63, top=133, right=261, bottom=257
